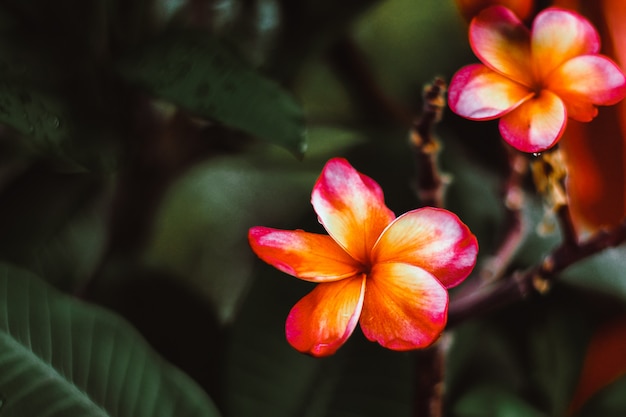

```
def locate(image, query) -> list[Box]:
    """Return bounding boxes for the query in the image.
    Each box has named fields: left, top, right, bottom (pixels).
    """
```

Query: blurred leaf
left=225, top=264, right=413, bottom=417
left=117, top=31, right=307, bottom=156
left=145, top=155, right=316, bottom=324
left=443, top=138, right=505, bottom=253
left=0, top=263, right=221, bottom=417
left=321, top=339, right=414, bottom=417
left=0, top=82, right=70, bottom=152
left=353, top=0, right=471, bottom=100
left=447, top=321, right=526, bottom=400
left=0, top=170, right=106, bottom=290
left=268, top=0, right=382, bottom=82
left=224, top=267, right=327, bottom=417
left=576, top=374, right=626, bottom=417
left=528, top=307, right=590, bottom=416
left=568, top=314, right=626, bottom=415
left=562, top=247, right=626, bottom=301
left=448, top=289, right=596, bottom=417
left=454, top=385, right=548, bottom=417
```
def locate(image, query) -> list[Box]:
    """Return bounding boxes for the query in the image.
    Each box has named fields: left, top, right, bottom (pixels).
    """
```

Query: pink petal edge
left=449, top=64, right=534, bottom=120
left=311, top=158, right=395, bottom=265
left=372, top=207, right=478, bottom=288
left=469, top=5, right=533, bottom=87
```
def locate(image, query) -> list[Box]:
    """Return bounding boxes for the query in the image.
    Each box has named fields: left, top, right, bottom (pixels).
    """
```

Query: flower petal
left=371, top=207, right=478, bottom=288
left=499, top=90, right=566, bottom=152
left=469, top=6, right=533, bottom=86
left=449, top=64, right=534, bottom=120
left=286, top=275, right=366, bottom=357
left=547, top=55, right=626, bottom=121
left=360, top=263, right=448, bottom=351
left=531, top=8, right=600, bottom=81
left=248, top=226, right=362, bottom=282
left=311, top=158, right=395, bottom=265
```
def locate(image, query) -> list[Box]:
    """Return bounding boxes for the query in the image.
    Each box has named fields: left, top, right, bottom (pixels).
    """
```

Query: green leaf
left=224, top=269, right=325, bottom=417
left=527, top=308, right=590, bottom=416
left=577, top=375, right=626, bottom=417
left=561, top=247, right=626, bottom=300
left=145, top=155, right=316, bottom=324
left=0, top=82, right=72, bottom=153
left=225, top=265, right=414, bottom=417
left=117, top=31, right=307, bottom=156
left=0, top=263, right=221, bottom=417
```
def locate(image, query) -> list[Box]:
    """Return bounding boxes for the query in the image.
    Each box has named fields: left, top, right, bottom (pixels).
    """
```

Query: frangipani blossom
left=448, top=6, right=626, bottom=153
left=248, top=158, right=478, bottom=357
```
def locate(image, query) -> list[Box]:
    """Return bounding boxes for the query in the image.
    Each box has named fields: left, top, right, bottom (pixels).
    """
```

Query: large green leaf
left=0, top=263, right=221, bottom=417
left=145, top=155, right=316, bottom=324
left=117, top=31, right=307, bottom=156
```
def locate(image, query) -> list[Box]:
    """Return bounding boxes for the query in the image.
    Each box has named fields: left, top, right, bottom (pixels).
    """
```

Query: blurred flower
left=248, top=158, right=478, bottom=357
left=455, top=0, right=534, bottom=21
left=448, top=6, right=626, bottom=153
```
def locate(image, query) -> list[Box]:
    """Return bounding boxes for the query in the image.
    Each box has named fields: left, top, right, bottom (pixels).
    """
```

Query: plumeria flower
left=448, top=6, right=626, bottom=153
left=248, top=158, right=478, bottom=357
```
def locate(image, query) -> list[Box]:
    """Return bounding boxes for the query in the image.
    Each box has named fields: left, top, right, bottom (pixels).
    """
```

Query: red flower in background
left=553, top=0, right=626, bottom=235
left=249, top=158, right=478, bottom=357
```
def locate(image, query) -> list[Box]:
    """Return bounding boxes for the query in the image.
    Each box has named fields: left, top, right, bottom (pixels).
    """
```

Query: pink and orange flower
left=248, top=158, right=478, bottom=357
left=448, top=6, right=626, bottom=153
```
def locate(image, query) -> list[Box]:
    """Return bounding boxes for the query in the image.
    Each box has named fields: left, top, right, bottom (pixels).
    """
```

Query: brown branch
left=408, top=77, right=450, bottom=417
left=448, top=217, right=626, bottom=328
left=410, top=77, right=449, bottom=208
left=531, top=147, right=579, bottom=246
left=413, top=336, right=449, bottom=417
left=480, top=149, right=529, bottom=283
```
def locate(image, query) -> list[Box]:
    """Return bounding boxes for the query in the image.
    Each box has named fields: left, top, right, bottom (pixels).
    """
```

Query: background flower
left=448, top=6, right=626, bottom=153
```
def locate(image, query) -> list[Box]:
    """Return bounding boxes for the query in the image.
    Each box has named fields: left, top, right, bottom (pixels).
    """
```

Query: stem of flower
left=448, top=217, right=626, bottom=328
left=413, top=335, right=449, bottom=417
left=410, top=77, right=449, bottom=417
left=531, top=146, right=579, bottom=246
left=481, top=148, right=529, bottom=283
left=410, top=77, right=449, bottom=208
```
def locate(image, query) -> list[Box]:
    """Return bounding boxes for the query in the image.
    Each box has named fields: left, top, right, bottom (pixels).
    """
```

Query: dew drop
left=532, top=152, right=542, bottom=157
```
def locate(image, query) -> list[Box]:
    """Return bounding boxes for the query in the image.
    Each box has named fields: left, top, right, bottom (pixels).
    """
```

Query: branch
left=480, top=148, right=529, bottom=283
left=409, top=77, right=449, bottom=417
left=410, top=77, right=449, bottom=208
left=413, top=336, right=449, bottom=417
left=448, top=217, right=626, bottom=327
left=530, top=146, right=579, bottom=247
